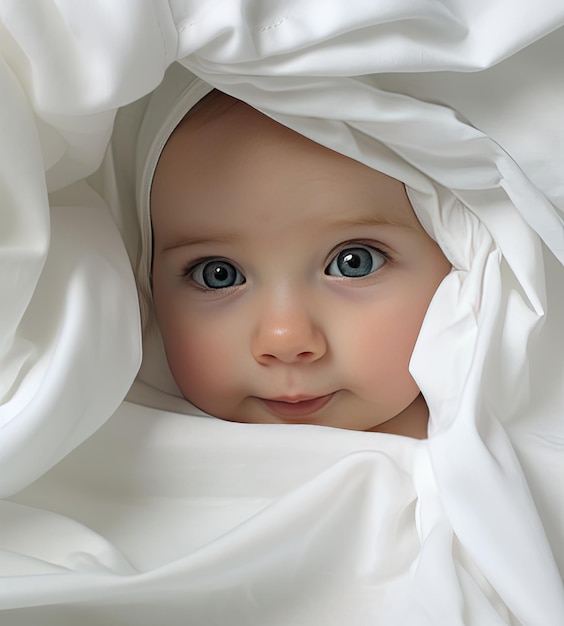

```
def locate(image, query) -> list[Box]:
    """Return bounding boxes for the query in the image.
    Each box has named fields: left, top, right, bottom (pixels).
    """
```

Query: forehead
left=151, top=92, right=421, bottom=235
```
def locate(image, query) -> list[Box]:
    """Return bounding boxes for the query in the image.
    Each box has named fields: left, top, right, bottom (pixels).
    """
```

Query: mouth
left=260, top=393, right=336, bottom=420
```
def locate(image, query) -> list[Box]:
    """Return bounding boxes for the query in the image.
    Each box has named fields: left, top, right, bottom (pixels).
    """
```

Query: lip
left=260, top=393, right=335, bottom=419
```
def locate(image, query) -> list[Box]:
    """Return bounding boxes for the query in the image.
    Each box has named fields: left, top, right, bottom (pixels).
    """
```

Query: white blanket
left=1, top=2, right=563, bottom=624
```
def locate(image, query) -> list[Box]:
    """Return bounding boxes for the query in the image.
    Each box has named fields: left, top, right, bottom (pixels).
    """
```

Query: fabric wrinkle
left=0, top=2, right=563, bottom=624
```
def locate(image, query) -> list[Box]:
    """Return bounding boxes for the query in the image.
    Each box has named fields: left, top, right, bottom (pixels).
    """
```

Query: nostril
left=297, top=351, right=315, bottom=361
left=259, top=353, right=278, bottom=363
left=257, top=351, right=316, bottom=365
left=253, top=325, right=327, bottom=364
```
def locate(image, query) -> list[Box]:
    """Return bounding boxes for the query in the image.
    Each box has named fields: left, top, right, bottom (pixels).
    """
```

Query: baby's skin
left=150, top=92, right=451, bottom=439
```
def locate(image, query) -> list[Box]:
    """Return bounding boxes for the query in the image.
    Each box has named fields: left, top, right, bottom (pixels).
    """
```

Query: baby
left=147, top=90, right=451, bottom=439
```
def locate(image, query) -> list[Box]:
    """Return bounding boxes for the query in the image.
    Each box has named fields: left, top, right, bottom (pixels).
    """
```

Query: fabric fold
left=0, top=2, right=563, bottom=624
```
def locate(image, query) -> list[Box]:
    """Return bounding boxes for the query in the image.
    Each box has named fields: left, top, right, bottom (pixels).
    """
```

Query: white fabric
left=135, top=71, right=212, bottom=326
left=0, top=1, right=563, bottom=624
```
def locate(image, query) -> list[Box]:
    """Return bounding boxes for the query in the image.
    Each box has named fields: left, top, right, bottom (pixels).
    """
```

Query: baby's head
left=145, top=89, right=451, bottom=438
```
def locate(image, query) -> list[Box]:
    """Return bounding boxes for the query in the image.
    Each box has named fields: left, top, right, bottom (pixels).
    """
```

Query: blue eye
left=325, top=246, right=386, bottom=278
left=191, top=259, right=245, bottom=289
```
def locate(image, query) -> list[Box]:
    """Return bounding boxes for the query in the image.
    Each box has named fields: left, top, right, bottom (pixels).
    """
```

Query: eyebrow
left=161, top=233, right=238, bottom=253
left=160, top=213, right=415, bottom=253
left=327, top=214, right=417, bottom=231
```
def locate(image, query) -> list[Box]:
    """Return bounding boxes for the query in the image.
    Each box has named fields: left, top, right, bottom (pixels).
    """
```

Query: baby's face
left=151, top=94, right=451, bottom=438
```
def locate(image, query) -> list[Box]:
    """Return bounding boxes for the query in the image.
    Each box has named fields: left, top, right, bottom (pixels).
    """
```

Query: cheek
left=153, top=293, right=239, bottom=406
left=340, top=283, right=436, bottom=397
left=353, top=308, right=421, bottom=381
left=165, top=328, right=228, bottom=400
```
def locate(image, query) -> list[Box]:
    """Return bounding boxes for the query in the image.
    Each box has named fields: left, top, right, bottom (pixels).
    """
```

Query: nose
left=251, top=294, right=327, bottom=365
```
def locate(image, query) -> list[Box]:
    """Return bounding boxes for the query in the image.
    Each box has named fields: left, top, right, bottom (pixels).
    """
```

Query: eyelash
left=324, top=240, right=392, bottom=279
left=180, top=240, right=392, bottom=291
left=180, top=257, right=245, bottom=292
left=327, top=240, right=392, bottom=264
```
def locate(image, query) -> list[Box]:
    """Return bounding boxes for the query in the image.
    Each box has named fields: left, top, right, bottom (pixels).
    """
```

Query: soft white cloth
left=0, top=2, right=563, bottom=624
